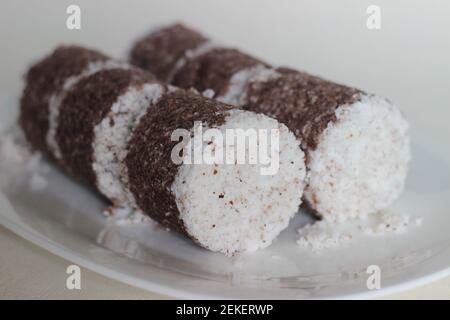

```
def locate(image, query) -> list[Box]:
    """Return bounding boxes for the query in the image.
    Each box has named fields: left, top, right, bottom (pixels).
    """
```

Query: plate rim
left=2, top=201, right=450, bottom=300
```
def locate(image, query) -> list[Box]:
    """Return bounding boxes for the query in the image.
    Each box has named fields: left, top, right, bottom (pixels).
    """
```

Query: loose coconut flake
left=297, top=211, right=423, bottom=253
left=0, top=127, right=49, bottom=192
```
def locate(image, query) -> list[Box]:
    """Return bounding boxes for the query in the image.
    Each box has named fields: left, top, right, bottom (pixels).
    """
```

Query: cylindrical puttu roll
left=126, top=90, right=306, bottom=254
left=20, top=46, right=307, bottom=254
left=130, top=24, right=209, bottom=82
left=55, top=67, right=161, bottom=206
left=21, top=46, right=161, bottom=206
left=20, top=46, right=109, bottom=158
left=130, top=24, right=411, bottom=222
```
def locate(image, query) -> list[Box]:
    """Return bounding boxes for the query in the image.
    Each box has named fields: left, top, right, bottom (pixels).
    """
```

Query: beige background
left=1, top=0, right=450, bottom=299
left=2, top=0, right=450, bottom=144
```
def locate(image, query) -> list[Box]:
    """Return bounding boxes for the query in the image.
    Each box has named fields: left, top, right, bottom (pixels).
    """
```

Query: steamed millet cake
left=20, top=46, right=109, bottom=158
left=242, top=68, right=410, bottom=221
left=130, top=24, right=411, bottom=221
left=125, top=90, right=306, bottom=254
left=20, top=46, right=307, bottom=255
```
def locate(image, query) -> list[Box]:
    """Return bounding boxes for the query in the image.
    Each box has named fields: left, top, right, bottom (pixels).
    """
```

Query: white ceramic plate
left=1, top=93, right=450, bottom=299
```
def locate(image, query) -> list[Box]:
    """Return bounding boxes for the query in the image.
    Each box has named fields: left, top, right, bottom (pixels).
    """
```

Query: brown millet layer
left=244, top=67, right=362, bottom=151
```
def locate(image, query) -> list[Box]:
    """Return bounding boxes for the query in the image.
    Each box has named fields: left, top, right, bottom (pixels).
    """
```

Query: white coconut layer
left=167, top=41, right=218, bottom=82
left=171, top=109, right=306, bottom=255
left=217, top=65, right=281, bottom=106
left=92, top=83, right=165, bottom=206
left=304, top=95, right=410, bottom=222
left=46, top=60, right=130, bottom=160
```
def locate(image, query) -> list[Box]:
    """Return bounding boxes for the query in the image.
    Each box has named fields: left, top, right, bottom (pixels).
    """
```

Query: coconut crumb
left=202, top=89, right=215, bottom=98
left=364, top=212, right=423, bottom=235
left=0, top=127, right=48, bottom=191
left=104, top=205, right=157, bottom=226
left=296, top=220, right=353, bottom=253
left=297, top=211, right=423, bottom=253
